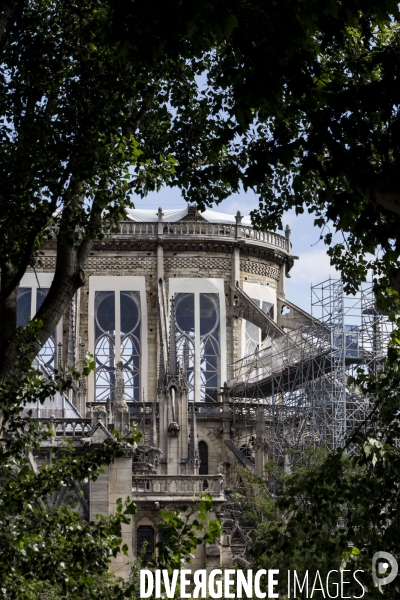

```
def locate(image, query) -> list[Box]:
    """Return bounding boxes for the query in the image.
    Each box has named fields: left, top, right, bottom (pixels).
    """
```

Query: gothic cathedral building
left=19, top=205, right=310, bottom=578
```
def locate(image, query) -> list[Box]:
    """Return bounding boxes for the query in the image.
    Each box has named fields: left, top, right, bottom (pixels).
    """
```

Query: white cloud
left=212, top=193, right=259, bottom=217
left=289, top=248, right=339, bottom=286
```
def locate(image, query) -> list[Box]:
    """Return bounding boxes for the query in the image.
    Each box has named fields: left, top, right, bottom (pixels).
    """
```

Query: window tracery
left=199, top=293, right=220, bottom=402
left=94, top=290, right=141, bottom=402
left=175, top=293, right=195, bottom=402
left=17, top=286, right=57, bottom=372
left=175, top=292, right=221, bottom=402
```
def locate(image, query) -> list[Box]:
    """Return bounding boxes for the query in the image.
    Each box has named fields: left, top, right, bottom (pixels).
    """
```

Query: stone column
left=179, top=385, right=189, bottom=471
left=89, top=466, right=110, bottom=522
left=77, top=339, right=87, bottom=417
left=167, top=387, right=180, bottom=475
left=232, top=211, right=242, bottom=288
left=114, top=361, right=130, bottom=434
left=278, top=224, right=291, bottom=299
left=222, top=383, right=231, bottom=469
left=109, top=456, right=134, bottom=579
left=157, top=207, right=164, bottom=281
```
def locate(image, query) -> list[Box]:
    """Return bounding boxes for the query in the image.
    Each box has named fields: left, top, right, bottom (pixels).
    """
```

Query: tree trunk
left=34, top=243, right=86, bottom=350
left=0, top=231, right=95, bottom=383
left=0, top=262, right=19, bottom=380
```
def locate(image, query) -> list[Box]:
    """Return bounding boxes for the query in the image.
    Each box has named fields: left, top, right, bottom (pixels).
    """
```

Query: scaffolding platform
left=227, top=279, right=393, bottom=466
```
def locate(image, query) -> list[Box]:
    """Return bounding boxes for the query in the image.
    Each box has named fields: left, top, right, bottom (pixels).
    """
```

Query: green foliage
left=3, top=0, right=400, bottom=360
left=202, top=1, right=400, bottom=292
left=0, top=325, right=139, bottom=598
left=123, top=495, right=221, bottom=599
left=0, top=326, right=221, bottom=598
left=153, top=494, right=221, bottom=573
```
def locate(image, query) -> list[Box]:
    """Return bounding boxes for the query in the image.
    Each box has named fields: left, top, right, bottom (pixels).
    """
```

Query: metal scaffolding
left=227, top=278, right=393, bottom=467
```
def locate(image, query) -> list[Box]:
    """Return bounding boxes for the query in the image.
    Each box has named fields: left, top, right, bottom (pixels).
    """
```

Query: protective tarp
left=125, top=207, right=188, bottom=222
left=126, top=206, right=252, bottom=224
left=201, top=209, right=252, bottom=226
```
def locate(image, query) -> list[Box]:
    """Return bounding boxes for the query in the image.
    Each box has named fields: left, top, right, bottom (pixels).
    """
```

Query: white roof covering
left=125, top=206, right=252, bottom=225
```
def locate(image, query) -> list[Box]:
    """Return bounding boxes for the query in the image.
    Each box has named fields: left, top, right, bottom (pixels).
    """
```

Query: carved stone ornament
left=167, top=421, right=180, bottom=437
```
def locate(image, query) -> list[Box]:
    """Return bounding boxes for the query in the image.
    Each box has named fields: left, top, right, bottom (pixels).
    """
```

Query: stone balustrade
left=87, top=401, right=223, bottom=416
left=36, top=417, right=92, bottom=437
left=131, top=474, right=224, bottom=498
left=193, top=402, right=223, bottom=414
left=114, top=220, right=290, bottom=252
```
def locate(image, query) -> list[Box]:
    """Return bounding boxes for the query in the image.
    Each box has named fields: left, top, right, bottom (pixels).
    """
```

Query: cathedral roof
left=125, top=206, right=253, bottom=226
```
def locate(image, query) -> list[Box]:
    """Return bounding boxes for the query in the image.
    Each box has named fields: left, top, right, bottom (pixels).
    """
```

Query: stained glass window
left=198, top=441, right=208, bottom=475
left=94, top=290, right=141, bottom=402
left=120, top=291, right=141, bottom=401
left=175, top=293, right=195, bottom=401
left=200, top=293, right=220, bottom=402
left=17, top=288, right=31, bottom=328
left=137, top=526, right=154, bottom=562
left=17, top=286, right=56, bottom=372
left=94, top=291, right=116, bottom=402
left=174, top=291, right=221, bottom=402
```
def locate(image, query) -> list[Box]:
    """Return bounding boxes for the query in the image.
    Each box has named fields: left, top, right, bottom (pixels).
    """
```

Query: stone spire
left=188, top=404, right=199, bottom=466
left=77, top=338, right=87, bottom=416
left=150, top=401, right=158, bottom=448
left=114, top=361, right=127, bottom=407
left=114, top=361, right=130, bottom=434
left=158, top=340, right=166, bottom=393
left=168, top=295, right=178, bottom=375
left=148, top=401, right=160, bottom=470
left=67, top=299, right=75, bottom=369
left=78, top=339, right=87, bottom=392
left=157, top=206, right=164, bottom=235
left=181, top=339, right=190, bottom=392
left=182, top=339, right=188, bottom=378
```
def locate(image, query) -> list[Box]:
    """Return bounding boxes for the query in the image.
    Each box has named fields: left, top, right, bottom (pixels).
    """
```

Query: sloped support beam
left=224, top=439, right=255, bottom=472
left=277, top=298, right=313, bottom=331
left=231, top=283, right=284, bottom=339
left=157, top=278, right=169, bottom=368
left=277, top=297, right=331, bottom=335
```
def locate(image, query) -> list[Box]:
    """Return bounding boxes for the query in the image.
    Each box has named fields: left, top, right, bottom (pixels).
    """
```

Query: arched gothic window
left=94, top=291, right=141, bottom=402
left=36, top=288, right=56, bottom=371
left=175, top=292, right=221, bottom=402
left=175, top=293, right=195, bottom=402
left=199, top=294, right=220, bottom=402
left=17, top=286, right=57, bottom=372
left=17, top=288, right=31, bottom=328
left=198, top=441, right=208, bottom=475
left=137, top=525, right=154, bottom=563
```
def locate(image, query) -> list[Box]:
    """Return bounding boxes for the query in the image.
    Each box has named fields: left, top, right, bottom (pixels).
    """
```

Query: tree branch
left=35, top=181, right=108, bottom=349
left=122, top=84, right=158, bottom=138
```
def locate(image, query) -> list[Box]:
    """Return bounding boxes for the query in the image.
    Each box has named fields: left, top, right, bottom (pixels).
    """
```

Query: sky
left=131, top=187, right=340, bottom=314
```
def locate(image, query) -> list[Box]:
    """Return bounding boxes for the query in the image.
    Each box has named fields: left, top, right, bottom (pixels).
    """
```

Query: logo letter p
left=372, top=552, right=398, bottom=586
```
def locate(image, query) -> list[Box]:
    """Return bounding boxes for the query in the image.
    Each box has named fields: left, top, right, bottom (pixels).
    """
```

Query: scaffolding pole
left=228, top=279, right=393, bottom=468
